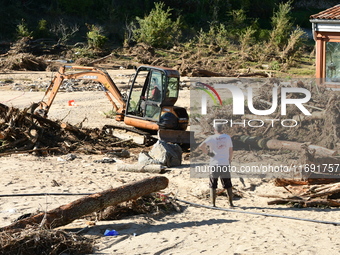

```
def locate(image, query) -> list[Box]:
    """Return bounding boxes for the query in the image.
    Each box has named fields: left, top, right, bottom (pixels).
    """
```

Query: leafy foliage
left=16, top=19, right=33, bottom=39
left=0, top=0, right=320, bottom=73
left=133, top=2, right=182, bottom=48
left=268, top=1, right=294, bottom=50
left=34, top=19, right=50, bottom=39
left=86, top=24, right=107, bottom=49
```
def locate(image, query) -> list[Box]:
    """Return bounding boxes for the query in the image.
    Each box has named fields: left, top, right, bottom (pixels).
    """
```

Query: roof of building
left=310, top=4, right=340, bottom=20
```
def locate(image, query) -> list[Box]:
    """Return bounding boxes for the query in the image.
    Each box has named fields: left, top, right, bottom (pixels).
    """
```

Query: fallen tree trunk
left=266, top=140, right=336, bottom=157
left=293, top=111, right=325, bottom=121
left=87, top=53, right=113, bottom=66
left=233, top=135, right=337, bottom=157
left=268, top=198, right=340, bottom=207
left=117, top=164, right=166, bottom=173
left=274, top=178, right=340, bottom=186
left=274, top=178, right=309, bottom=186
left=192, top=69, right=224, bottom=77
left=0, top=176, right=169, bottom=231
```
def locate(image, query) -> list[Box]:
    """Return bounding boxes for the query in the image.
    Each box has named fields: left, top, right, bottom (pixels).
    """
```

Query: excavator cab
left=124, top=66, right=189, bottom=133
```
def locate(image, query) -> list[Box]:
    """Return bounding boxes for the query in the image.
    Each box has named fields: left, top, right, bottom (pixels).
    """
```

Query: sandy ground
left=0, top=69, right=339, bottom=254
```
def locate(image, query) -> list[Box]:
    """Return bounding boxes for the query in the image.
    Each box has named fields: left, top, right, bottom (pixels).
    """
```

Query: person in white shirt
left=198, top=123, right=234, bottom=207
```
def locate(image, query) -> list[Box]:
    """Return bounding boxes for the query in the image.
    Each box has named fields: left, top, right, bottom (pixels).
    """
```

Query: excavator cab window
left=126, top=69, right=149, bottom=117
left=144, top=70, right=163, bottom=120
left=166, top=77, right=179, bottom=98
left=147, top=72, right=163, bottom=102
left=126, top=66, right=179, bottom=122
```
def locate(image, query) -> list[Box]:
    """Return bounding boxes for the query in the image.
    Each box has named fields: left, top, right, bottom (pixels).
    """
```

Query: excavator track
left=102, top=125, right=158, bottom=146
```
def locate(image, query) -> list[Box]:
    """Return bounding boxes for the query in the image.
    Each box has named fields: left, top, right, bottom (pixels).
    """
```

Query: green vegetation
left=133, top=2, right=181, bottom=48
left=34, top=19, right=50, bottom=39
left=86, top=24, right=107, bottom=49
left=16, top=19, right=33, bottom=39
left=0, top=0, right=335, bottom=76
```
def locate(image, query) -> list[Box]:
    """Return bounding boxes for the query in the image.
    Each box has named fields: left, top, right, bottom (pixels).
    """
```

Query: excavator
left=33, top=65, right=192, bottom=145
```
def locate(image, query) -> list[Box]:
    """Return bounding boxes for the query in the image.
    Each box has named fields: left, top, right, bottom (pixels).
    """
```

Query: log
left=233, top=135, right=337, bottom=157
left=87, top=53, right=113, bottom=66
left=192, top=69, right=224, bottom=77
left=304, top=199, right=340, bottom=207
left=268, top=198, right=340, bottom=207
left=0, top=176, right=169, bottom=231
left=274, top=178, right=340, bottom=186
left=60, top=122, right=79, bottom=131
left=61, top=122, right=82, bottom=132
left=60, top=122, right=87, bottom=140
left=117, top=164, right=166, bottom=173
left=306, top=183, right=340, bottom=198
left=293, top=111, right=325, bottom=121
left=266, top=140, right=336, bottom=157
left=300, top=144, right=340, bottom=178
left=268, top=198, right=303, bottom=205
left=258, top=99, right=324, bottom=111
left=274, top=178, right=308, bottom=186
left=300, top=144, right=340, bottom=165
left=237, top=72, right=269, bottom=78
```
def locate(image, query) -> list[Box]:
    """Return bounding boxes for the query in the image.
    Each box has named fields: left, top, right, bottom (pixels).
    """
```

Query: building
left=310, top=5, right=340, bottom=85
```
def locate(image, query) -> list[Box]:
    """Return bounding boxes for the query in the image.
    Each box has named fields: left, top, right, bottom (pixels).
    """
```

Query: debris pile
left=91, top=193, right=181, bottom=221
left=194, top=79, right=340, bottom=151
left=269, top=179, right=340, bottom=208
left=0, top=228, right=94, bottom=255
left=0, top=37, right=51, bottom=71
left=0, top=103, right=136, bottom=156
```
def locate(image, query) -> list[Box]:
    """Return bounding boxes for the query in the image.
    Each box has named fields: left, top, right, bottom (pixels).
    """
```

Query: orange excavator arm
left=38, top=65, right=126, bottom=121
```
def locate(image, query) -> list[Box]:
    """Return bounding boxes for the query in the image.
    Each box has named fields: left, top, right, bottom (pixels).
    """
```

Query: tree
left=133, top=2, right=182, bottom=48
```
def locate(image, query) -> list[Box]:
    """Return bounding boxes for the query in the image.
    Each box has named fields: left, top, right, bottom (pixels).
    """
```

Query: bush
left=133, top=2, right=182, bottom=48
left=16, top=19, right=32, bottom=39
left=268, top=1, right=293, bottom=51
left=34, top=19, right=50, bottom=39
left=195, top=23, right=229, bottom=50
left=86, top=24, right=107, bottom=49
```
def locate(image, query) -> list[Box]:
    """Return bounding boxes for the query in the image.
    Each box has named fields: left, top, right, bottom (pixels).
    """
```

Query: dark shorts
left=209, top=165, right=232, bottom=189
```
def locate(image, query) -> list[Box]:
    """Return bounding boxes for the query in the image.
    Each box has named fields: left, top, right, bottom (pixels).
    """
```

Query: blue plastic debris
left=104, top=229, right=119, bottom=236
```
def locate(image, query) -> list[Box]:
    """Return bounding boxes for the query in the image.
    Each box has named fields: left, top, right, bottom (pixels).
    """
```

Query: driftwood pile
left=269, top=179, right=340, bottom=208
left=0, top=228, right=94, bottom=255
left=91, top=192, right=181, bottom=221
left=0, top=103, right=136, bottom=156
